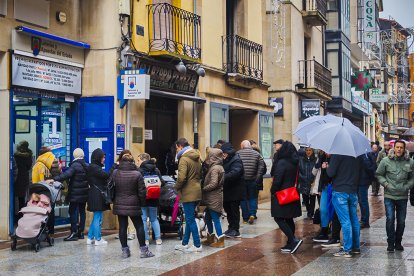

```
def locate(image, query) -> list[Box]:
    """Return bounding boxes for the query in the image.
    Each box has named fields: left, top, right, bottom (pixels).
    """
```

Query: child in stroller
left=11, top=181, right=62, bottom=252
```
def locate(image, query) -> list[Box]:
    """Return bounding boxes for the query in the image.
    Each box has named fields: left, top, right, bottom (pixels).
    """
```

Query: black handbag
left=95, top=170, right=116, bottom=205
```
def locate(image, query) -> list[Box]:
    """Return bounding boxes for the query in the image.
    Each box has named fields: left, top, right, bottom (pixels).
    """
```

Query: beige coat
left=201, top=148, right=224, bottom=213
left=175, top=149, right=202, bottom=203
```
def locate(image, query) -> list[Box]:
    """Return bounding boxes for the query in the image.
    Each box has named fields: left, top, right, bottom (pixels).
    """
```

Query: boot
left=140, top=245, right=155, bottom=258
left=201, top=233, right=216, bottom=246
left=210, top=235, right=225, bottom=248
left=77, top=227, right=84, bottom=239
left=64, top=232, right=79, bottom=241
left=121, top=247, right=131, bottom=258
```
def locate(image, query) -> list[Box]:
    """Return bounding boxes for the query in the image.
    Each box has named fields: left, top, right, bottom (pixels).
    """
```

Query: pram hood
left=160, top=177, right=178, bottom=207
left=29, top=181, right=63, bottom=204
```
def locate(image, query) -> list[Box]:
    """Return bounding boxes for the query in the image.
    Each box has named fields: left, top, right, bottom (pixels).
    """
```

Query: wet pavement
left=1, top=188, right=414, bottom=275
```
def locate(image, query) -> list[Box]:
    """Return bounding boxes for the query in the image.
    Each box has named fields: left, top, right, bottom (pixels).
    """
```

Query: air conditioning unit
left=119, top=0, right=130, bottom=16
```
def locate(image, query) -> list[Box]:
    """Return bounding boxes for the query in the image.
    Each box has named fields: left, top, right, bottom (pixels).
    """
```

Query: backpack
left=142, top=170, right=162, bottom=199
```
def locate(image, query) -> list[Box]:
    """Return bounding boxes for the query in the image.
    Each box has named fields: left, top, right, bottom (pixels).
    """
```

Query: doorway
left=145, top=96, right=178, bottom=175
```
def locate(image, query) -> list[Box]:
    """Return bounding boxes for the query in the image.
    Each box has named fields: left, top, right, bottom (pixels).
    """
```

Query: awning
left=150, top=89, right=206, bottom=103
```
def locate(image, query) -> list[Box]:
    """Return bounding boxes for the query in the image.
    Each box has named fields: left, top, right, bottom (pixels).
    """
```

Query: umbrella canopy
left=304, top=119, right=371, bottom=157
left=403, top=128, right=414, bottom=136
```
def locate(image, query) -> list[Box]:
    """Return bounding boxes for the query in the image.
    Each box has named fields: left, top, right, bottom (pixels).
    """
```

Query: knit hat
left=273, top=139, right=284, bottom=145
left=73, top=148, right=85, bottom=159
left=220, top=142, right=234, bottom=154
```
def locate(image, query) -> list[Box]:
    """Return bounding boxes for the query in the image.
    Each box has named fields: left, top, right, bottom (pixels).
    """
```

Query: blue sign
left=116, top=124, right=125, bottom=155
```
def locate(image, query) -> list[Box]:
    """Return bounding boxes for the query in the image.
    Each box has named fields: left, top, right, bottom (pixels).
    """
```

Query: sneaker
left=224, top=229, right=231, bottom=235
left=351, top=248, right=361, bottom=254
left=312, top=233, right=329, bottom=243
left=127, top=234, right=136, bottom=240
left=395, top=244, right=404, bottom=251
left=248, top=216, right=255, bottom=225
left=290, top=239, right=303, bottom=254
left=156, top=239, right=162, bottom=245
left=225, top=230, right=241, bottom=238
left=184, top=245, right=202, bottom=253
left=321, top=239, right=341, bottom=248
left=333, top=249, right=352, bottom=258
left=94, top=239, right=108, bottom=246
left=86, top=238, right=94, bottom=245
left=387, top=244, right=395, bottom=253
left=145, top=240, right=150, bottom=246
left=280, top=244, right=291, bottom=253
left=140, top=246, right=155, bottom=258
left=174, top=244, right=189, bottom=251
left=121, top=247, right=131, bottom=258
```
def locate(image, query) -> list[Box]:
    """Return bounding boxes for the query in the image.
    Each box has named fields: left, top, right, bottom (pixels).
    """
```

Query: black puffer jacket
left=54, top=159, right=89, bottom=203
left=138, top=160, right=165, bottom=207
left=87, top=149, right=110, bottom=212
left=270, top=142, right=302, bottom=218
left=298, top=155, right=316, bottom=195
left=223, top=150, right=245, bottom=202
left=113, top=161, right=147, bottom=216
left=14, top=149, right=33, bottom=197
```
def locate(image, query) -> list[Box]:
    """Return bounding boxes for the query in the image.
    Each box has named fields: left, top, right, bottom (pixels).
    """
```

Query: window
left=0, top=0, right=6, bottom=16
left=210, top=103, right=229, bottom=146
left=342, top=46, right=351, bottom=101
left=341, top=0, right=350, bottom=38
left=327, top=0, right=338, bottom=11
left=259, top=112, right=273, bottom=159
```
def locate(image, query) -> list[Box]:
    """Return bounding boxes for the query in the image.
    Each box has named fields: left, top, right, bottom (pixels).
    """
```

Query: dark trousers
left=371, top=180, right=380, bottom=194
left=69, top=202, right=86, bottom=233
left=223, top=200, right=241, bottom=232
left=303, top=194, right=316, bottom=217
left=384, top=198, right=408, bottom=245
left=332, top=212, right=342, bottom=241
left=48, top=205, right=55, bottom=234
left=118, top=215, right=145, bottom=248
left=274, top=217, right=296, bottom=244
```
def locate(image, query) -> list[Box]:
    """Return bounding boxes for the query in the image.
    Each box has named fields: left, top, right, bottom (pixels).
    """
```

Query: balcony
left=222, top=34, right=263, bottom=88
left=147, top=3, right=201, bottom=62
left=297, top=58, right=332, bottom=101
left=398, top=118, right=410, bottom=129
left=302, top=0, right=328, bottom=26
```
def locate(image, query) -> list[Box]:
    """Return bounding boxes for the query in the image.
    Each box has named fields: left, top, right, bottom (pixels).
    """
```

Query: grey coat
left=201, top=149, right=224, bottom=213
left=237, top=148, right=266, bottom=182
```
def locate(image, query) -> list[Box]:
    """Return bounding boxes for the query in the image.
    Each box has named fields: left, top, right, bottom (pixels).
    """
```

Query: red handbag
left=275, top=169, right=300, bottom=206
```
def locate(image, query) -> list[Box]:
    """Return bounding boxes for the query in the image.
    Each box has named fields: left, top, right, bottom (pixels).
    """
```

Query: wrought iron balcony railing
left=398, top=117, right=410, bottom=128
left=302, top=0, right=328, bottom=26
left=147, top=3, right=201, bottom=61
left=298, top=58, right=332, bottom=97
left=222, top=35, right=263, bottom=80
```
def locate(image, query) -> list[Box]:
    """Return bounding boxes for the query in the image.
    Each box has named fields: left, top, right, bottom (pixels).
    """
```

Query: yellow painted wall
left=247, top=0, right=263, bottom=45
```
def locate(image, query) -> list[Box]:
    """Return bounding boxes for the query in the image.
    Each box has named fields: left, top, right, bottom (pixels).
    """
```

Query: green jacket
left=376, top=149, right=389, bottom=166
left=175, top=149, right=202, bottom=203
left=376, top=149, right=414, bottom=200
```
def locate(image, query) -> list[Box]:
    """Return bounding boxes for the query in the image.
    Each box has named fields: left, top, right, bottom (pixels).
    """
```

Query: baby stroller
left=11, top=181, right=63, bottom=252
left=158, top=176, right=184, bottom=240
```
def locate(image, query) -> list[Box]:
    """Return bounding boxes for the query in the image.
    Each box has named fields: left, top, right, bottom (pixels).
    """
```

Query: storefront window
left=210, top=104, right=228, bottom=146
left=259, top=112, right=274, bottom=159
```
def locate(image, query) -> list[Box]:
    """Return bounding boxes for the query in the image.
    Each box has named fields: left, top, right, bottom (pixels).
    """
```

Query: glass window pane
left=259, top=114, right=273, bottom=159
left=211, top=105, right=228, bottom=146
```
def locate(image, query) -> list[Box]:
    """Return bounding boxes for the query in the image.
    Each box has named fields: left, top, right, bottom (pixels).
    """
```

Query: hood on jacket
left=36, top=151, right=56, bottom=170
left=277, top=141, right=299, bottom=165
left=91, top=148, right=105, bottom=166
left=388, top=149, right=410, bottom=161
left=206, top=148, right=223, bottom=167
left=182, top=149, right=201, bottom=162
left=139, top=159, right=157, bottom=173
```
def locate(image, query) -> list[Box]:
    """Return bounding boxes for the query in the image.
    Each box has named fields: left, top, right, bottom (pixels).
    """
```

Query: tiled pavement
left=1, top=189, right=413, bottom=275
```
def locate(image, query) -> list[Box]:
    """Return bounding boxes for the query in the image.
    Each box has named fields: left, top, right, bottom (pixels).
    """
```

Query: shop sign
left=369, top=88, right=388, bottom=103
left=12, top=54, right=82, bottom=94
left=116, top=124, right=125, bottom=155
left=363, top=0, right=376, bottom=44
left=137, top=59, right=199, bottom=96
left=12, top=30, right=84, bottom=65
left=269, top=97, right=283, bottom=116
left=301, top=99, right=320, bottom=119
left=351, top=71, right=372, bottom=91
left=123, top=74, right=150, bottom=100
left=352, top=91, right=370, bottom=115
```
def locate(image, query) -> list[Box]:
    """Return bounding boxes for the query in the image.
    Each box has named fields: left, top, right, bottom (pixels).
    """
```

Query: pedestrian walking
left=221, top=142, right=244, bottom=238
left=14, top=141, right=33, bottom=219
left=271, top=141, right=303, bottom=254
left=370, top=143, right=381, bottom=196
left=376, top=141, right=391, bottom=166
left=86, top=148, right=110, bottom=246
left=298, top=147, right=317, bottom=219
left=173, top=138, right=203, bottom=253
left=238, top=140, right=266, bottom=224
left=113, top=153, right=154, bottom=258
left=327, top=154, right=362, bottom=257
left=137, top=153, right=164, bottom=246
left=53, top=148, right=89, bottom=241
left=376, top=140, right=414, bottom=252
left=358, top=153, right=376, bottom=229
left=201, top=148, right=225, bottom=248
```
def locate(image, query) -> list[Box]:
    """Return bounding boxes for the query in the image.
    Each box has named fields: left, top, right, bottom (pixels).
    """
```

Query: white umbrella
left=304, top=118, right=371, bottom=157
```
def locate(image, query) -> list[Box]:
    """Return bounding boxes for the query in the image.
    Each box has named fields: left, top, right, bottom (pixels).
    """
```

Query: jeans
left=87, top=211, right=103, bottom=241
left=332, top=191, right=360, bottom=252
left=320, top=187, right=329, bottom=228
left=274, top=217, right=296, bottom=244
left=302, top=194, right=316, bottom=217
left=118, top=215, right=145, bottom=248
left=141, top=206, right=161, bottom=241
left=241, top=180, right=258, bottom=220
left=69, top=202, right=86, bottom=233
left=384, top=198, right=408, bottom=245
left=182, top=202, right=201, bottom=247
left=358, top=185, right=370, bottom=225
left=205, top=209, right=223, bottom=237
left=223, top=200, right=241, bottom=231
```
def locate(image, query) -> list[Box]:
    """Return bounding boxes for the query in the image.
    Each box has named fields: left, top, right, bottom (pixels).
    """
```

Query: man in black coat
left=221, top=142, right=245, bottom=238
left=54, top=148, right=89, bottom=241
left=358, top=153, right=376, bottom=228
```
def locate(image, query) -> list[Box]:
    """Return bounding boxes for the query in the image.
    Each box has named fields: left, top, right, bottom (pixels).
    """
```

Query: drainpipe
left=193, top=0, right=199, bottom=149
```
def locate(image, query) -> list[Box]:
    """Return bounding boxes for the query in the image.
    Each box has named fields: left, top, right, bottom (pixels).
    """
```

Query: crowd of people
left=11, top=136, right=414, bottom=259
